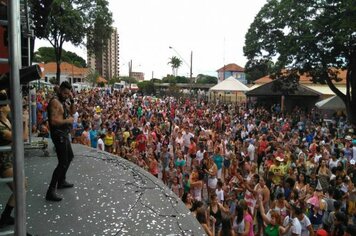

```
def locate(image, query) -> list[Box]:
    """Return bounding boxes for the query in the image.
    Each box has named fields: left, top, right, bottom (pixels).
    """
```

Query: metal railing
left=0, top=0, right=27, bottom=235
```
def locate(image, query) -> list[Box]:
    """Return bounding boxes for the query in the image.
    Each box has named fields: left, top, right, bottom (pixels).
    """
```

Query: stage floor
left=0, top=139, right=203, bottom=235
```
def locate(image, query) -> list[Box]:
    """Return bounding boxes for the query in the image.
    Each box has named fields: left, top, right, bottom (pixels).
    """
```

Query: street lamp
left=169, top=46, right=193, bottom=83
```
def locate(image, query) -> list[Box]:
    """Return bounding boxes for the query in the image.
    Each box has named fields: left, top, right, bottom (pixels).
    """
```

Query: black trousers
left=49, top=134, right=74, bottom=189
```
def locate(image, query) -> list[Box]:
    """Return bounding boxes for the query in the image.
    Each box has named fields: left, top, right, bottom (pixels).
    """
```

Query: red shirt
left=258, top=140, right=268, bottom=154
left=136, top=134, right=147, bottom=152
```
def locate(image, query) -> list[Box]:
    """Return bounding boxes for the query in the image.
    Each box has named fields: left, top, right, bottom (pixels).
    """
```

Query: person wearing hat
left=269, top=156, right=286, bottom=186
left=344, top=135, right=352, bottom=142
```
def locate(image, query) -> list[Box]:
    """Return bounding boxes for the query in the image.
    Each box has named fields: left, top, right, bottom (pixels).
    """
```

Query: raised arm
left=258, top=198, right=271, bottom=225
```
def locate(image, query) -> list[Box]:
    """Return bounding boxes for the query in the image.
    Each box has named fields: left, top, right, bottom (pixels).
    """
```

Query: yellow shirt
left=123, top=131, right=130, bottom=143
left=270, top=164, right=286, bottom=185
left=104, top=133, right=114, bottom=146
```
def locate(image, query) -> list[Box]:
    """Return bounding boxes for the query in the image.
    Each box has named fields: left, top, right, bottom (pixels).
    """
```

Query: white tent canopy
left=315, top=95, right=345, bottom=110
left=209, top=76, right=249, bottom=92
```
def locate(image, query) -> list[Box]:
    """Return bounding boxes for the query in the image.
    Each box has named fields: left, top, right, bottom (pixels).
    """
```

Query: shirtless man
left=255, top=177, right=271, bottom=236
left=45, top=82, right=75, bottom=201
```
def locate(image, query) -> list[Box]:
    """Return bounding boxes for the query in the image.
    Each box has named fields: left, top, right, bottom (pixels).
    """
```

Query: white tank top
left=192, top=187, right=202, bottom=201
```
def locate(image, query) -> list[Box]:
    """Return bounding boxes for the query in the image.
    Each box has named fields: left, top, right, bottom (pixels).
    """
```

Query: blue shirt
left=89, top=130, right=98, bottom=148
left=213, top=154, right=223, bottom=170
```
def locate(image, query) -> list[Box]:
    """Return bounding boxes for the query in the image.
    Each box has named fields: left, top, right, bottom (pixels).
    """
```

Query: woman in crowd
left=238, top=199, right=254, bottom=236
left=257, top=197, right=293, bottom=236
left=318, top=159, right=331, bottom=191
left=206, top=155, right=218, bottom=199
left=181, top=192, right=193, bottom=211
left=196, top=208, right=214, bottom=236
left=218, top=215, right=235, bottom=236
left=270, top=193, right=290, bottom=222
left=208, top=193, right=229, bottom=236
left=104, top=127, right=115, bottom=153
left=294, top=172, right=309, bottom=200
left=0, top=90, right=28, bottom=228
left=190, top=166, right=203, bottom=201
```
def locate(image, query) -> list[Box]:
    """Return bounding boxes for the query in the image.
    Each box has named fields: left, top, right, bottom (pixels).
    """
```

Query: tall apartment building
left=87, top=27, right=119, bottom=81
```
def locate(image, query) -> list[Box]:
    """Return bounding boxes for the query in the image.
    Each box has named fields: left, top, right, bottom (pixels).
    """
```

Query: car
left=29, top=80, right=54, bottom=89
left=72, top=83, right=91, bottom=92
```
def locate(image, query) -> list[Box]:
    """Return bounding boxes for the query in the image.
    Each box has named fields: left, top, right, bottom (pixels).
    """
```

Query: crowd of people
left=33, top=86, right=356, bottom=236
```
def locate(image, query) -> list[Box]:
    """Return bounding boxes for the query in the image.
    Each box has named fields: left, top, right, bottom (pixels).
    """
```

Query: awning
left=97, top=76, right=107, bottom=83
left=209, top=76, right=249, bottom=92
left=315, top=95, right=345, bottom=110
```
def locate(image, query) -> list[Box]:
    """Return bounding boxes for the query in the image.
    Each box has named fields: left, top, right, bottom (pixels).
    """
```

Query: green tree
left=33, top=47, right=56, bottom=63
left=162, top=75, right=176, bottom=83
left=168, top=56, right=182, bottom=76
left=64, top=51, right=86, bottom=68
left=137, top=81, right=155, bottom=95
left=109, top=76, right=121, bottom=85
left=120, top=76, right=138, bottom=84
left=168, top=83, right=180, bottom=97
left=86, top=0, right=113, bottom=76
left=244, top=60, right=274, bottom=83
left=244, top=0, right=356, bottom=126
left=33, top=47, right=86, bottom=67
left=196, top=74, right=218, bottom=84
left=31, top=0, right=112, bottom=84
left=85, top=69, right=100, bottom=87
left=175, top=76, right=189, bottom=83
left=151, top=78, right=161, bottom=83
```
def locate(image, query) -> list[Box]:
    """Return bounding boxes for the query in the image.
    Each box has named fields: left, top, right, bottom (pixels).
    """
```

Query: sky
left=35, top=0, right=267, bottom=80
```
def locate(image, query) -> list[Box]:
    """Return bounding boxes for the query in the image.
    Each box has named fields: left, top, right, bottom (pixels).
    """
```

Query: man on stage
left=45, top=81, right=76, bottom=201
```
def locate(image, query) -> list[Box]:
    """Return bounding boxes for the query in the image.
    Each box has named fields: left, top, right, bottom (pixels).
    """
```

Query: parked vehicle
left=29, top=80, right=54, bottom=90
left=130, top=83, right=139, bottom=91
left=113, top=82, right=126, bottom=92
left=72, top=83, right=90, bottom=93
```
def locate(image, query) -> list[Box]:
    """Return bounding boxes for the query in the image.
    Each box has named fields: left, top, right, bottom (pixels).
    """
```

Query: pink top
left=244, top=213, right=254, bottom=236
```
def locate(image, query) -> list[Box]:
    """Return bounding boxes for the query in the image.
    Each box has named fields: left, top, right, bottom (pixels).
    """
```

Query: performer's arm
left=49, top=99, right=73, bottom=126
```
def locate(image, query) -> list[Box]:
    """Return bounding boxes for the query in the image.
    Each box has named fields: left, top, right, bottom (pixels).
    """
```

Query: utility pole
left=128, top=60, right=132, bottom=77
left=190, top=50, right=193, bottom=83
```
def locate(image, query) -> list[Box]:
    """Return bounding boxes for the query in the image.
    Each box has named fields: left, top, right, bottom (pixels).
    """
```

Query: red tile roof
left=254, top=69, right=347, bottom=85
left=38, top=62, right=89, bottom=78
left=217, top=63, right=245, bottom=72
left=96, top=76, right=107, bottom=83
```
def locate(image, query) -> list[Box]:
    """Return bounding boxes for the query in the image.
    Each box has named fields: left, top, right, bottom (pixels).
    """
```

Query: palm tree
left=85, top=69, right=100, bottom=87
left=168, top=56, right=182, bottom=76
